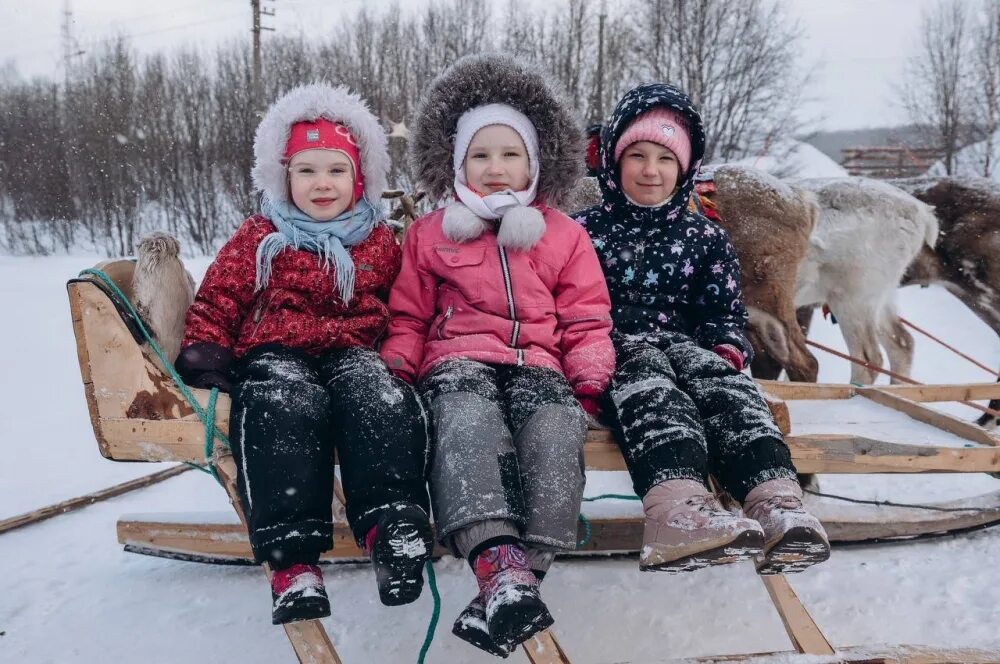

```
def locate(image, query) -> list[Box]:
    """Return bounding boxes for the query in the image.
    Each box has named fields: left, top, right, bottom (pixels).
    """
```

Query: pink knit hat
left=613, top=107, right=692, bottom=174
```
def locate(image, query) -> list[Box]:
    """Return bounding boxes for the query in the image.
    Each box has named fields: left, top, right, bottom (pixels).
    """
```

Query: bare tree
left=902, top=0, right=974, bottom=175
left=972, top=0, right=1000, bottom=176
left=625, top=0, right=807, bottom=162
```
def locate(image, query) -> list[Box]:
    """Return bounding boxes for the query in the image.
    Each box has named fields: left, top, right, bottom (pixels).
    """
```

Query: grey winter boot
left=640, top=479, right=764, bottom=572
left=744, top=478, right=830, bottom=575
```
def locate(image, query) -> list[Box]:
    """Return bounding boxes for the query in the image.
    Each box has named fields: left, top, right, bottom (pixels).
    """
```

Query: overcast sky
left=0, top=0, right=938, bottom=132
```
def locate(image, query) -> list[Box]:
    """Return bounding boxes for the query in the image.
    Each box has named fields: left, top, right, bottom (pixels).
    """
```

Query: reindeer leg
left=878, top=303, right=915, bottom=385
left=828, top=300, right=884, bottom=385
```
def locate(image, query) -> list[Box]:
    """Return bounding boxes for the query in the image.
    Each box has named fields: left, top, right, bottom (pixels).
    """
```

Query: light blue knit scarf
left=256, top=197, right=383, bottom=303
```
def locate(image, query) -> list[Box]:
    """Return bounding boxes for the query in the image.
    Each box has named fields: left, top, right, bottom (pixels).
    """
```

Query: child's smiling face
left=618, top=141, right=681, bottom=206
left=464, top=125, right=531, bottom=194
left=288, top=149, right=356, bottom=221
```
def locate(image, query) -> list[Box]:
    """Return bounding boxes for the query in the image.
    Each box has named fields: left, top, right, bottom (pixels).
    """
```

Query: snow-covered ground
left=3, top=255, right=1000, bottom=663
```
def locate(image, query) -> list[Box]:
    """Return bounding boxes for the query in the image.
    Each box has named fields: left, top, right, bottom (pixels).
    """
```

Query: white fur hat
left=452, top=103, right=540, bottom=183
left=251, top=83, right=389, bottom=206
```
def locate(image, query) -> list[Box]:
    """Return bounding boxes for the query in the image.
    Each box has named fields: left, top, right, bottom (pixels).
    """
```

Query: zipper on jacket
left=248, top=292, right=277, bottom=341
left=498, top=246, right=520, bottom=347
left=436, top=305, right=454, bottom=340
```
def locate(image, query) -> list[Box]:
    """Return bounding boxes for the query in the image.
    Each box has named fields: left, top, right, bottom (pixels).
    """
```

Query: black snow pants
left=420, top=359, right=587, bottom=554
left=607, top=332, right=796, bottom=503
left=229, top=344, right=430, bottom=567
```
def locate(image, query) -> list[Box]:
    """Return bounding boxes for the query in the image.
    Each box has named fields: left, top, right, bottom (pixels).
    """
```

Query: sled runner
left=68, top=260, right=1000, bottom=663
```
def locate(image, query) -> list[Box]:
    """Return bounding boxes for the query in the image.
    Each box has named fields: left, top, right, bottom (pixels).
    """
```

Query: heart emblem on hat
left=661, top=124, right=675, bottom=137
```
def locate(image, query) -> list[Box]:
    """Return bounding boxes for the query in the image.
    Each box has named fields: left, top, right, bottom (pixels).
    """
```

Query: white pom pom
left=497, top=205, right=546, bottom=251
left=442, top=202, right=489, bottom=243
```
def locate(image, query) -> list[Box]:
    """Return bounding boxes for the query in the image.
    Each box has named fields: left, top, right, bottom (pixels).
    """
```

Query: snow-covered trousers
left=420, top=359, right=587, bottom=553
left=607, top=332, right=796, bottom=503
left=229, top=344, right=430, bottom=567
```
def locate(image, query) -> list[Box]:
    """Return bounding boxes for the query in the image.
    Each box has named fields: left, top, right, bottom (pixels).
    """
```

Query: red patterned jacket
left=181, top=215, right=400, bottom=358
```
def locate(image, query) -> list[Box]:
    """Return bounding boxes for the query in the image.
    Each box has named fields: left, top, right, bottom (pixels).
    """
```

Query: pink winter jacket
left=380, top=204, right=615, bottom=399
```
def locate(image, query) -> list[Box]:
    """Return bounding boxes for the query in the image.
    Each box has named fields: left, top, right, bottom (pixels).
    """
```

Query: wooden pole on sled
left=215, top=455, right=343, bottom=664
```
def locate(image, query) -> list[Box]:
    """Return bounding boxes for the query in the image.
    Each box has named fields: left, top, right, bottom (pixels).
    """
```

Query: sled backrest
left=68, top=260, right=230, bottom=463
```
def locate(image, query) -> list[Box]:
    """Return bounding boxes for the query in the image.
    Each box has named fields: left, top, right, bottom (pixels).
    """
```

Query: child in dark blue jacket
left=574, top=83, right=830, bottom=575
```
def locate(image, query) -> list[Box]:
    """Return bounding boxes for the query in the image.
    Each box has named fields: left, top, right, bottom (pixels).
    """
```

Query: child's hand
left=176, top=342, right=234, bottom=393
left=712, top=344, right=744, bottom=372
left=577, top=395, right=601, bottom=418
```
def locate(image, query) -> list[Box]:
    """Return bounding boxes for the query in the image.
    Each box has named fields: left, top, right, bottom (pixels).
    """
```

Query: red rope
left=899, top=316, right=1000, bottom=379
left=805, top=339, right=1000, bottom=419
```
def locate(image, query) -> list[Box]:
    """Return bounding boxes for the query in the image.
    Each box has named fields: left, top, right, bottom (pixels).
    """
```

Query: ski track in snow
left=2, top=255, right=1000, bottom=662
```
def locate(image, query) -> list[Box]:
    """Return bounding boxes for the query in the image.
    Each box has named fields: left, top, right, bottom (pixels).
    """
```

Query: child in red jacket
left=380, top=55, right=614, bottom=654
left=176, top=84, right=432, bottom=625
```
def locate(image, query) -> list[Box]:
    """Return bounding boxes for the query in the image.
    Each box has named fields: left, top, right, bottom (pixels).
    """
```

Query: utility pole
left=251, top=0, right=276, bottom=107
left=591, top=1, right=607, bottom=124
left=60, top=0, right=85, bottom=92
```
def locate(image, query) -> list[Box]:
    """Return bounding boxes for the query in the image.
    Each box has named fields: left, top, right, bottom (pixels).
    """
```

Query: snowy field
left=3, top=254, right=1000, bottom=663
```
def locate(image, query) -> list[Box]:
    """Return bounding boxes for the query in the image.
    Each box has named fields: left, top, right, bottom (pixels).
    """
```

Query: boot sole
left=490, top=593, right=555, bottom=649
left=372, top=510, right=434, bottom=606
left=272, top=594, right=331, bottom=625
left=755, top=526, right=831, bottom=575
left=453, top=603, right=514, bottom=658
left=640, top=529, right=764, bottom=573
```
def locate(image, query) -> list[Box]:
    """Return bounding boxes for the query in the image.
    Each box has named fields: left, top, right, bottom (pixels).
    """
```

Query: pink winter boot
left=743, top=478, right=831, bottom=575
left=473, top=544, right=554, bottom=649
left=641, top=479, right=764, bottom=572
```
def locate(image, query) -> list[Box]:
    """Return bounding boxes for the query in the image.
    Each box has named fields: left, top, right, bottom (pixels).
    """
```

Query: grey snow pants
left=608, top=332, right=796, bottom=502
left=419, top=359, right=587, bottom=556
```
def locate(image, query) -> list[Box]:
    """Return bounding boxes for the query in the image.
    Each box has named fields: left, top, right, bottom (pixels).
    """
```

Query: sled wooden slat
left=215, top=455, right=343, bottom=664
left=759, top=574, right=835, bottom=655
left=116, top=485, right=1000, bottom=562
left=754, top=380, right=856, bottom=400
left=857, top=387, right=1000, bottom=447
left=684, top=645, right=1000, bottom=663
left=0, top=465, right=191, bottom=535
left=786, top=434, right=1000, bottom=474
left=521, top=630, right=572, bottom=664
left=877, top=382, right=1000, bottom=402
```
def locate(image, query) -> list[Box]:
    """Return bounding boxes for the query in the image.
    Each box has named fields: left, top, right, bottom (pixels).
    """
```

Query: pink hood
left=380, top=204, right=614, bottom=398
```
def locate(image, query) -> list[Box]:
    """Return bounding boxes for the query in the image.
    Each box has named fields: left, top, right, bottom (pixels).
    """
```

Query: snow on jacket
left=572, top=83, right=753, bottom=361
left=380, top=204, right=613, bottom=396
left=182, top=216, right=400, bottom=357
left=381, top=53, right=614, bottom=397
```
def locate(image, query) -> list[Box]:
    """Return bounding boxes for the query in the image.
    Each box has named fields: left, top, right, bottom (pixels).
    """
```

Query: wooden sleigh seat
left=68, top=259, right=1000, bottom=663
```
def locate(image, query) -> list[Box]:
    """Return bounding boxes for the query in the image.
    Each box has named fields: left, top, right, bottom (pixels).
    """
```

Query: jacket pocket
left=432, top=243, right=487, bottom=302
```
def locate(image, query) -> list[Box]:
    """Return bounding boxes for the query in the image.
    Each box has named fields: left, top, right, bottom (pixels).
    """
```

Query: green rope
left=577, top=493, right=641, bottom=548
left=78, top=268, right=228, bottom=480
left=417, top=560, right=441, bottom=664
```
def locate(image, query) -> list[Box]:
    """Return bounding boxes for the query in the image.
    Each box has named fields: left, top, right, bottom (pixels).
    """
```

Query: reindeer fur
left=132, top=232, right=196, bottom=363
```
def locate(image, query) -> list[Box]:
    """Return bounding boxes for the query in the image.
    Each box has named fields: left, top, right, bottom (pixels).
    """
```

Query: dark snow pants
left=420, top=359, right=587, bottom=554
left=607, top=332, right=796, bottom=503
left=229, top=345, right=430, bottom=567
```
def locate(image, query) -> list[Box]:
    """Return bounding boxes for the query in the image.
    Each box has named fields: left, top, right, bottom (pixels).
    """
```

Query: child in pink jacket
left=380, top=54, right=614, bottom=654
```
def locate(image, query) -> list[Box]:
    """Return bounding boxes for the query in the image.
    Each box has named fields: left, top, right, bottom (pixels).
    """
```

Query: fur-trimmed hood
left=252, top=83, right=389, bottom=208
left=594, top=83, right=707, bottom=225
left=409, top=53, right=584, bottom=209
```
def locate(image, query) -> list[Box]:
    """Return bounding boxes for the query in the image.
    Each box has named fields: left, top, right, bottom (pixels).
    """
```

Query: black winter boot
left=367, top=503, right=434, bottom=606
left=270, top=563, right=330, bottom=625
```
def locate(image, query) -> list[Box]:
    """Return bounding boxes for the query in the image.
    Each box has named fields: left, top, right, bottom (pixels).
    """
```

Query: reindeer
left=774, top=178, right=940, bottom=385
left=706, top=166, right=820, bottom=381
left=894, top=177, right=1000, bottom=425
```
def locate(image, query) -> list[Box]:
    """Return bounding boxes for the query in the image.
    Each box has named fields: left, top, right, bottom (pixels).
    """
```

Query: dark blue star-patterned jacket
left=572, top=83, right=753, bottom=362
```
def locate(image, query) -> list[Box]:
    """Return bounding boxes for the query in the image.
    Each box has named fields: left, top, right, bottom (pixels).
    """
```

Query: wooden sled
left=69, top=260, right=1000, bottom=663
